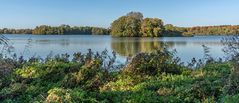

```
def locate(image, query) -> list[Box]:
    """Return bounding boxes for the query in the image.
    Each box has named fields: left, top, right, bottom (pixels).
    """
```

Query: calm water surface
left=2, top=34, right=227, bottom=64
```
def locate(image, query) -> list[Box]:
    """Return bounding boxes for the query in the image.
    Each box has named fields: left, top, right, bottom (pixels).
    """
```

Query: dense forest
left=0, top=25, right=109, bottom=35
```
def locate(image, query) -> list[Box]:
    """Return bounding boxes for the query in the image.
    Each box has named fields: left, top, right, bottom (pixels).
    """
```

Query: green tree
left=31, top=25, right=109, bottom=35
left=126, top=11, right=143, bottom=21
left=163, top=24, right=185, bottom=37
left=92, top=27, right=108, bottom=35
left=111, top=12, right=143, bottom=37
left=141, top=18, right=164, bottom=37
left=164, top=24, right=175, bottom=31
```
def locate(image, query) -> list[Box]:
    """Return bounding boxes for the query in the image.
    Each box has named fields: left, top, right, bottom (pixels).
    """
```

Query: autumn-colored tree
left=141, top=18, right=164, bottom=37
left=110, top=16, right=127, bottom=37
left=111, top=12, right=143, bottom=37
left=184, top=25, right=239, bottom=36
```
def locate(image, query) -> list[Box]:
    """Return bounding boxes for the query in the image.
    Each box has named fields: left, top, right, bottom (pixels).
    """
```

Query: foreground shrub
left=62, top=65, right=110, bottom=90
left=0, top=48, right=235, bottom=102
left=223, top=65, right=239, bottom=95
left=222, top=94, right=239, bottom=103
left=15, top=61, right=82, bottom=83
left=222, top=36, right=239, bottom=95
left=123, top=49, right=182, bottom=76
left=0, top=83, right=26, bottom=101
left=46, top=88, right=97, bottom=103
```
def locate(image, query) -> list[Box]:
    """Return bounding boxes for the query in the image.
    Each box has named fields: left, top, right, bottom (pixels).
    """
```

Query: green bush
left=223, top=94, right=239, bottom=103
left=62, top=65, right=110, bottom=90
left=123, top=49, right=182, bottom=76
left=45, top=88, right=97, bottom=103
left=0, top=83, right=26, bottom=101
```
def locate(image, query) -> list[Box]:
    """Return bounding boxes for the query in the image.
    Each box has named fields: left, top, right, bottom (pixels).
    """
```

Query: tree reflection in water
left=111, top=37, right=187, bottom=57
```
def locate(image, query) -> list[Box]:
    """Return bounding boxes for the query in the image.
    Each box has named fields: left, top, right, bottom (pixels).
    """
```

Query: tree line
left=0, top=28, right=32, bottom=34
left=1, top=12, right=239, bottom=36
left=0, top=25, right=110, bottom=35
left=183, top=25, right=239, bottom=36
left=32, top=25, right=109, bottom=35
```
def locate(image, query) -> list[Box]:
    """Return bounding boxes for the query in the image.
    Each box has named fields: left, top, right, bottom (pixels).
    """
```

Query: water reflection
left=111, top=37, right=187, bottom=57
left=35, top=39, right=70, bottom=46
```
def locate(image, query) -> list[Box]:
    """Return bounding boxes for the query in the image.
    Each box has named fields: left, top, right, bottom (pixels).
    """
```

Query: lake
left=1, top=34, right=227, bottom=64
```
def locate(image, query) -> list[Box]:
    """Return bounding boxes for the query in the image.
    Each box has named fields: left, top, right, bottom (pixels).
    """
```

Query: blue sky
left=0, top=0, right=239, bottom=28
